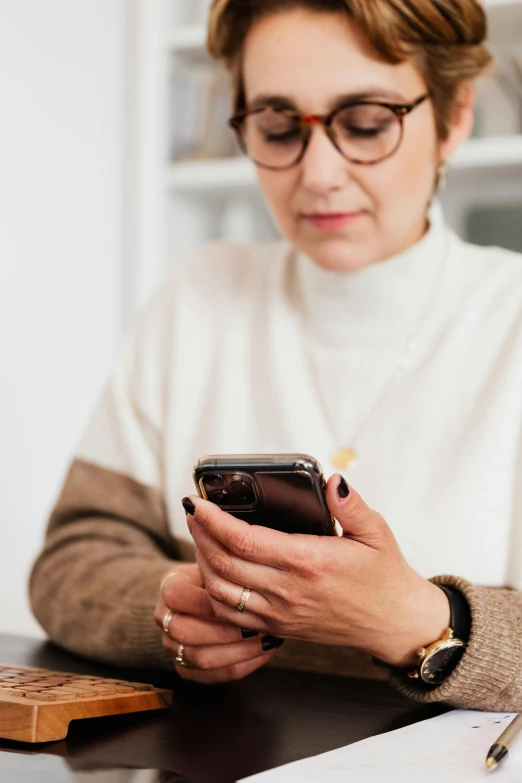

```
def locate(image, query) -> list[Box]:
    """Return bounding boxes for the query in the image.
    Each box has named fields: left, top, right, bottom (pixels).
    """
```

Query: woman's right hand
left=154, top=563, right=283, bottom=683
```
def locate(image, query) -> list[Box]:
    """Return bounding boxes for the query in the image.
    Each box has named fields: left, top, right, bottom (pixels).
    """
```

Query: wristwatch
left=407, top=584, right=471, bottom=686
left=372, top=584, right=471, bottom=687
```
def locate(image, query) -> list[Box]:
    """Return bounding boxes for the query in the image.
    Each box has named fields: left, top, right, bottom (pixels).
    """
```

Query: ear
left=438, top=81, right=476, bottom=161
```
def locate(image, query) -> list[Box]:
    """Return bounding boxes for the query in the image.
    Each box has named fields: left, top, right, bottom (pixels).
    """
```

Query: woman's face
left=241, top=9, right=472, bottom=271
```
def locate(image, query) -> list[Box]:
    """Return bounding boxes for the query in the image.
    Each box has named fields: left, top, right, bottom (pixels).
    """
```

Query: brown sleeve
left=390, top=574, right=522, bottom=710
left=29, top=458, right=184, bottom=669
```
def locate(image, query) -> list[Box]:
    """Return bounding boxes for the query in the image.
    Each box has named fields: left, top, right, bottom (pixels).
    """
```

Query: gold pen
left=485, top=713, right=522, bottom=771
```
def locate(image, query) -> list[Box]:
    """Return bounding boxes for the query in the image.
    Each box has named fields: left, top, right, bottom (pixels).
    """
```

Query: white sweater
left=77, top=199, right=522, bottom=590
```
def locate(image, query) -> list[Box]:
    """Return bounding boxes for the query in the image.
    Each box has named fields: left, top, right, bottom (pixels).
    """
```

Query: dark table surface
left=0, top=634, right=449, bottom=782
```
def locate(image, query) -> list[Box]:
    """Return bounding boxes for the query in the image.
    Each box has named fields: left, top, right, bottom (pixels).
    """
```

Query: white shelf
left=167, top=25, right=206, bottom=52
left=166, top=136, right=522, bottom=193
left=168, top=1, right=522, bottom=52
left=450, top=135, right=522, bottom=169
left=166, top=156, right=255, bottom=191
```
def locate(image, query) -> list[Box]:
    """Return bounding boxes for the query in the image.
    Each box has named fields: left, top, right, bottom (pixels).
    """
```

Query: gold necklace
left=312, top=230, right=451, bottom=471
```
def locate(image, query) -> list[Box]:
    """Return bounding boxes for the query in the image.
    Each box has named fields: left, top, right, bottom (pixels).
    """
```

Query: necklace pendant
left=332, top=447, right=357, bottom=470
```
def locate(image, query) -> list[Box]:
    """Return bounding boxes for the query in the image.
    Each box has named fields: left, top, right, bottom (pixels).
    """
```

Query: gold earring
left=436, top=161, right=448, bottom=192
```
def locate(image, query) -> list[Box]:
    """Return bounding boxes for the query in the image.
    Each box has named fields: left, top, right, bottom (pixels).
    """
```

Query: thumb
left=326, top=474, right=392, bottom=549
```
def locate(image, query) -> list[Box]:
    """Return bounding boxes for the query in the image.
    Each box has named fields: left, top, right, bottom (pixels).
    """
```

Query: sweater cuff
left=390, top=574, right=522, bottom=710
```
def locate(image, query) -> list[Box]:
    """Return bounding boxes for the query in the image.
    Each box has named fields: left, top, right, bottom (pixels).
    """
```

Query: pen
left=485, top=713, right=522, bottom=771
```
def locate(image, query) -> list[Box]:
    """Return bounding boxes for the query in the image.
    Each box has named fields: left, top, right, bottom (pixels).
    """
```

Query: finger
left=165, top=632, right=282, bottom=671
left=190, top=518, right=278, bottom=596
left=192, top=554, right=274, bottom=632
left=195, top=543, right=274, bottom=620
left=162, top=577, right=215, bottom=618
left=165, top=613, right=256, bottom=646
left=184, top=495, right=303, bottom=569
left=198, top=593, right=273, bottom=634
left=153, top=588, right=214, bottom=634
left=160, top=564, right=203, bottom=593
left=325, top=475, right=393, bottom=549
left=174, top=651, right=277, bottom=684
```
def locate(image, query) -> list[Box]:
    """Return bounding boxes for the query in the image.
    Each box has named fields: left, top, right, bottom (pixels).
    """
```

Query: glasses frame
left=228, top=93, right=429, bottom=170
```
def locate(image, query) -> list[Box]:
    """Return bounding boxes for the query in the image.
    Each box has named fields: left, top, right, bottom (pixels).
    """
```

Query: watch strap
left=437, top=584, right=471, bottom=642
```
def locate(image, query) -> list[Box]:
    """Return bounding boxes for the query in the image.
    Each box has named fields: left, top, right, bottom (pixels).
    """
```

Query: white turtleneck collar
left=293, top=198, right=449, bottom=348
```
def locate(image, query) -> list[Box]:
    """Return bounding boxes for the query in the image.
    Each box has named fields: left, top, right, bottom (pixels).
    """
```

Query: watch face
left=420, top=643, right=465, bottom=685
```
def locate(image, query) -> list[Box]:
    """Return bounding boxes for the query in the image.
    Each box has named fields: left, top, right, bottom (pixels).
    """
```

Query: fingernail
left=182, top=497, right=195, bottom=516
left=337, top=476, right=350, bottom=499
left=241, top=628, right=259, bottom=639
left=261, top=636, right=284, bottom=652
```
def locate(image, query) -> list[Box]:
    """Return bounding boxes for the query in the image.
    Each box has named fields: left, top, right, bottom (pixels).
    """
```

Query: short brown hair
left=207, top=0, right=493, bottom=141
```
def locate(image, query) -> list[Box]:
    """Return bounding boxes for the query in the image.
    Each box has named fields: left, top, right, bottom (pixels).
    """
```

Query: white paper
left=238, top=711, right=522, bottom=783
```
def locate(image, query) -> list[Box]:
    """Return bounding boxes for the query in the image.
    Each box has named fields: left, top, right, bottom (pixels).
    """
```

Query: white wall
left=0, top=1, right=125, bottom=636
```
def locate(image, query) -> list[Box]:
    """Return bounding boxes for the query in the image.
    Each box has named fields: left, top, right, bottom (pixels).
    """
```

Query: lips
left=302, top=211, right=366, bottom=230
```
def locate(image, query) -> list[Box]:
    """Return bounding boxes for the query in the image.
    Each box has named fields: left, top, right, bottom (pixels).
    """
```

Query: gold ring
left=175, top=643, right=190, bottom=668
left=236, top=587, right=252, bottom=613
left=162, top=608, right=174, bottom=638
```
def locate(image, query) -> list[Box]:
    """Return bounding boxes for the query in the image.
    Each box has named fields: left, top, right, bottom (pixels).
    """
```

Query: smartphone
left=193, top=454, right=335, bottom=536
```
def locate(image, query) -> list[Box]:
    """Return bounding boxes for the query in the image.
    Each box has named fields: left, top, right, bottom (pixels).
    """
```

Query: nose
left=299, top=124, right=352, bottom=195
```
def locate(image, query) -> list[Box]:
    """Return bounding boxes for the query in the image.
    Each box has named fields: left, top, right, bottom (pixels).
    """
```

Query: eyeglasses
left=228, top=94, right=429, bottom=170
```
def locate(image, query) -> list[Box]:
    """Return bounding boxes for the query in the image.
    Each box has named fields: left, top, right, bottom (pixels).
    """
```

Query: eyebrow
left=247, top=88, right=409, bottom=112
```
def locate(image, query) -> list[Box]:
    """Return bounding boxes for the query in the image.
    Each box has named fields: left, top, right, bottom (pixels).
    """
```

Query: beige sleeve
left=29, top=458, right=183, bottom=669
left=390, top=574, right=522, bottom=711
left=29, top=278, right=188, bottom=669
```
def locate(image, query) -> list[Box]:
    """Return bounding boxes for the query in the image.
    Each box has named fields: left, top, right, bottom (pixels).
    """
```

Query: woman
left=30, top=0, right=522, bottom=711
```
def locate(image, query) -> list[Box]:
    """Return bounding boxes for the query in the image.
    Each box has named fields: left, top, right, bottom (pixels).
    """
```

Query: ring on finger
left=175, top=643, right=192, bottom=669
left=162, top=608, right=174, bottom=639
left=236, top=587, right=252, bottom=613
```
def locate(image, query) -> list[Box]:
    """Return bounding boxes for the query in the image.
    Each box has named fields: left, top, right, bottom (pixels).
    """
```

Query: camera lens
left=205, top=473, right=226, bottom=488
left=209, top=488, right=228, bottom=504
left=229, top=481, right=256, bottom=505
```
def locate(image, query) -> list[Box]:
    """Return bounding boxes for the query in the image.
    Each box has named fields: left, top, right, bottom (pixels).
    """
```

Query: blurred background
left=0, top=0, right=521, bottom=638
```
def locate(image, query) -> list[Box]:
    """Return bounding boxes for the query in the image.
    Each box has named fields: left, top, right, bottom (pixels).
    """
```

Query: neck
left=292, top=199, right=448, bottom=347
left=387, top=213, right=430, bottom=263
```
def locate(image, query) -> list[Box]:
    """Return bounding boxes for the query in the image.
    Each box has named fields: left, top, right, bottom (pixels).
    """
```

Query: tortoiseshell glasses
left=228, top=94, right=429, bottom=170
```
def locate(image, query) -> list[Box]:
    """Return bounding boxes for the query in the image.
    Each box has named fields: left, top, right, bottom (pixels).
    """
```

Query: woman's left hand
left=185, top=475, right=450, bottom=668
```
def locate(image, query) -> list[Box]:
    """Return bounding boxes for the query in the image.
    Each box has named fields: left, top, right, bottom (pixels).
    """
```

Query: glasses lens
left=332, top=104, right=401, bottom=163
left=241, top=109, right=302, bottom=168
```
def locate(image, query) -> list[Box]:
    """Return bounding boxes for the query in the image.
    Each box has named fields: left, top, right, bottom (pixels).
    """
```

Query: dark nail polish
left=337, top=476, right=350, bottom=499
left=182, top=497, right=195, bottom=516
left=261, top=636, right=284, bottom=652
left=241, top=628, right=259, bottom=639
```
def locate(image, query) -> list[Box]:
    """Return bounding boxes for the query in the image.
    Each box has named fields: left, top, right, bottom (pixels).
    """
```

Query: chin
left=294, top=235, right=375, bottom=273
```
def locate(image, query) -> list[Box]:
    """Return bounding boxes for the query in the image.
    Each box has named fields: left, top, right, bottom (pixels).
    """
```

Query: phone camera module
left=229, top=480, right=256, bottom=505
left=205, top=473, right=226, bottom=488
left=208, top=488, right=228, bottom=504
